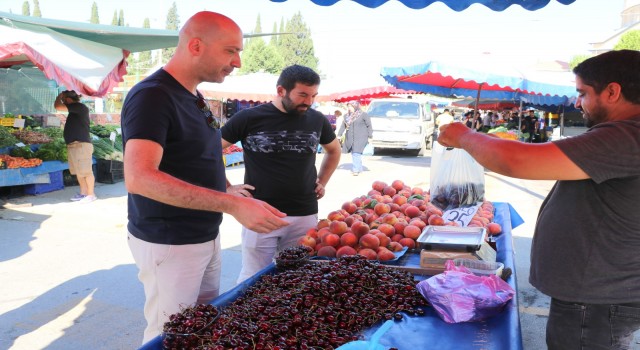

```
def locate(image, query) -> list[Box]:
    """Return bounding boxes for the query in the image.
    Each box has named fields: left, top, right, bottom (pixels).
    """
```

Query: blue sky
left=2, top=0, right=624, bottom=80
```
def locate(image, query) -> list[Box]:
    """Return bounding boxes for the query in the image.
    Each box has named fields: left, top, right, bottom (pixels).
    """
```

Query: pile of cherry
left=162, top=253, right=428, bottom=349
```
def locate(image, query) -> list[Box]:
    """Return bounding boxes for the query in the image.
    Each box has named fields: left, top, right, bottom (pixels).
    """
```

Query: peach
left=410, top=217, right=427, bottom=230
left=351, top=221, right=371, bottom=238
left=377, top=223, right=396, bottom=237
left=392, top=194, right=407, bottom=206
left=317, top=227, right=332, bottom=242
left=358, top=248, right=378, bottom=260
left=375, top=232, right=391, bottom=248
left=359, top=233, right=380, bottom=250
left=487, top=222, right=502, bottom=235
left=379, top=213, right=398, bottom=226
left=343, top=215, right=356, bottom=227
left=341, top=201, right=358, bottom=214
left=410, top=199, right=425, bottom=207
left=393, top=221, right=407, bottom=235
left=382, top=186, right=397, bottom=197
left=411, top=187, right=424, bottom=195
left=317, top=245, right=337, bottom=258
left=336, top=245, right=357, bottom=258
left=374, top=203, right=391, bottom=216
left=306, top=228, right=319, bottom=239
left=298, top=235, right=316, bottom=249
left=388, top=241, right=404, bottom=252
left=404, top=205, right=421, bottom=218
left=398, top=237, right=416, bottom=249
left=322, top=233, right=341, bottom=247
left=398, top=189, right=412, bottom=198
left=377, top=248, right=396, bottom=261
left=403, top=225, right=422, bottom=240
left=391, top=179, right=405, bottom=192
left=317, top=219, right=331, bottom=230
left=372, top=181, right=388, bottom=193
left=428, top=214, right=445, bottom=226
left=391, top=234, right=404, bottom=242
left=364, top=213, right=378, bottom=225
left=340, top=232, right=359, bottom=247
left=329, top=220, right=348, bottom=235
left=327, top=210, right=345, bottom=222
left=352, top=197, right=364, bottom=208
left=388, top=203, right=401, bottom=213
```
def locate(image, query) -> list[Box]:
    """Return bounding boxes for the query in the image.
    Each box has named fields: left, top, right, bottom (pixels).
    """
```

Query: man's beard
left=583, top=102, right=608, bottom=128
left=282, top=93, right=309, bottom=116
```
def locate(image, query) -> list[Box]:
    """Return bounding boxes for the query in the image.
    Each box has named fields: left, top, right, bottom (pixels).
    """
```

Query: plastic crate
left=24, top=170, right=64, bottom=195
left=96, top=160, right=124, bottom=184
left=96, top=159, right=123, bottom=172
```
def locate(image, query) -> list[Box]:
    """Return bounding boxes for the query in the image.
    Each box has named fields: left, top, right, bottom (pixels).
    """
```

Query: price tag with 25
left=442, top=203, right=482, bottom=227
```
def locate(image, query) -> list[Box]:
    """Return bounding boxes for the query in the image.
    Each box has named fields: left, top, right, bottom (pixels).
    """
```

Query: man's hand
left=227, top=183, right=255, bottom=198
left=230, top=197, right=289, bottom=233
left=437, top=122, right=472, bottom=148
left=315, top=180, right=326, bottom=199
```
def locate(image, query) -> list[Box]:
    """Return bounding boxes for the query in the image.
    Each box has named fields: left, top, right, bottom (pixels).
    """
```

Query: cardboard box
left=419, top=241, right=496, bottom=273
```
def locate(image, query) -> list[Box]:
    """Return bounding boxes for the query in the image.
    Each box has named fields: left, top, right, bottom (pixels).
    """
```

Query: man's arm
left=221, top=137, right=255, bottom=197
left=315, top=138, right=342, bottom=199
left=124, top=138, right=288, bottom=232
left=53, top=93, right=67, bottom=112
left=437, top=122, right=589, bottom=180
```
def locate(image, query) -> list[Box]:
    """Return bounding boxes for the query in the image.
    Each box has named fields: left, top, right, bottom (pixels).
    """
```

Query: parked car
left=366, top=98, right=436, bottom=156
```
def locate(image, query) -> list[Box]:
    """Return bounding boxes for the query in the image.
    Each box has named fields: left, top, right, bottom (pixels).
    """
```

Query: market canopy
left=270, top=0, right=576, bottom=11
left=380, top=57, right=577, bottom=107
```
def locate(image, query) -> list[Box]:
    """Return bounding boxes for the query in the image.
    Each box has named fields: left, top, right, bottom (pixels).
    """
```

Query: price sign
left=15, top=142, right=26, bottom=147
left=442, top=203, right=481, bottom=227
left=109, top=131, right=117, bottom=142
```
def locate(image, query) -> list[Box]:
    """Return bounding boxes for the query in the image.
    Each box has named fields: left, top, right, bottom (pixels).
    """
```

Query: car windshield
left=367, top=101, right=420, bottom=119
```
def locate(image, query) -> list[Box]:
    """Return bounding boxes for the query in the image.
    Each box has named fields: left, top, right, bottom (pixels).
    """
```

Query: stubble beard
left=282, top=93, right=308, bottom=117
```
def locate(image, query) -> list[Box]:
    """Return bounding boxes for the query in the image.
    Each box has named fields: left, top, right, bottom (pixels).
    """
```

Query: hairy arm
left=124, top=139, right=287, bottom=232
left=437, top=123, right=588, bottom=180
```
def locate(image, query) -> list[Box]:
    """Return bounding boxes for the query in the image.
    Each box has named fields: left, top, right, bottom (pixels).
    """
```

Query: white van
left=366, top=98, right=436, bottom=156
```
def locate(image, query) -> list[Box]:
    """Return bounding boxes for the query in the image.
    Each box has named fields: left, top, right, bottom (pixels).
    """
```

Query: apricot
left=317, top=245, right=337, bottom=258
left=336, top=246, right=357, bottom=258
left=403, top=225, right=422, bottom=240
left=359, top=233, right=380, bottom=250
left=340, top=232, right=359, bottom=247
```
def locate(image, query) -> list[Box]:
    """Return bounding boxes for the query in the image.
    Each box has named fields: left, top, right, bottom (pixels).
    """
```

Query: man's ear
left=276, top=86, right=286, bottom=97
left=605, top=82, right=623, bottom=103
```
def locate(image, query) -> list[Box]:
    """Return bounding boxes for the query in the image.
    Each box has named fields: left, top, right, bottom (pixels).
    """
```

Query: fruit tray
left=417, top=225, right=486, bottom=252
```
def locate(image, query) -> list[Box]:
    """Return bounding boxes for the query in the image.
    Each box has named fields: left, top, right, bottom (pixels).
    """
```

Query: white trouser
left=236, top=214, right=317, bottom=284
left=127, top=232, right=221, bottom=344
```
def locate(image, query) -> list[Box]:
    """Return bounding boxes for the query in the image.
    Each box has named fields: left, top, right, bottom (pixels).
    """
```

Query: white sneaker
left=70, top=193, right=86, bottom=201
left=79, top=195, right=97, bottom=203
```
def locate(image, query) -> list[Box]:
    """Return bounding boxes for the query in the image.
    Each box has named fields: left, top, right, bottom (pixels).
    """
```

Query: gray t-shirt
left=530, top=116, right=640, bottom=303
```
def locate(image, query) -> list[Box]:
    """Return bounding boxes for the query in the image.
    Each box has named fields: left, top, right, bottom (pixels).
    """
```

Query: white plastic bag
left=430, top=142, right=485, bottom=211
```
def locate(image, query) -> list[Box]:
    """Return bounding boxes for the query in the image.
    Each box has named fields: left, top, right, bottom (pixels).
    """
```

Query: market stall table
left=139, top=202, right=524, bottom=350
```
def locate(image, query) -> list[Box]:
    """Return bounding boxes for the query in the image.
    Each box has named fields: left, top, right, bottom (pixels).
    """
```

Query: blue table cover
left=139, top=202, right=524, bottom=350
left=0, top=161, right=69, bottom=187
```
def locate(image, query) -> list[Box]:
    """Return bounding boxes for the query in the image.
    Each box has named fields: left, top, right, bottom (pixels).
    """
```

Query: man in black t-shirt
left=221, top=65, right=341, bottom=283
left=121, top=12, right=289, bottom=344
left=54, top=90, right=96, bottom=203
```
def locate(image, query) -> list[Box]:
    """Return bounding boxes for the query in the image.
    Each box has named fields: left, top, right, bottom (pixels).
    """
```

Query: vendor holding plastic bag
left=437, top=50, right=640, bottom=350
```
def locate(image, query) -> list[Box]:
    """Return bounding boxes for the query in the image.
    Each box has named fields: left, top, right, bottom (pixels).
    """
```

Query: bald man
left=121, top=12, right=289, bottom=343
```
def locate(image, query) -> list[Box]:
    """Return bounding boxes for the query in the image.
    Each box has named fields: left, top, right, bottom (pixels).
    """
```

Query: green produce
left=0, top=126, right=20, bottom=148
left=36, top=139, right=68, bottom=162
left=10, top=145, right=36, bottom=159
left=92, top=138, right=123, bottom=161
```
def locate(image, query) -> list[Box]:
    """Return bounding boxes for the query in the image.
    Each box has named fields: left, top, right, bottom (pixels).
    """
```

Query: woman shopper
left=337, top=101, right=373, bottom=176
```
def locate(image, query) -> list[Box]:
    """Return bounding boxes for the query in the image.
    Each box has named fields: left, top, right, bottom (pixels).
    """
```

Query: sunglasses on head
left=196, top=96, right=220, bottom=130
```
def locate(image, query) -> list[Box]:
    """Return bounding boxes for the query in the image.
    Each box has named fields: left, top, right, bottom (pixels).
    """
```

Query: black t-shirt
left=63, top=102, right=91, bottom=144
left=121, top=69, right=226, bottom=245
left=221, top=103, right=336, bottom=216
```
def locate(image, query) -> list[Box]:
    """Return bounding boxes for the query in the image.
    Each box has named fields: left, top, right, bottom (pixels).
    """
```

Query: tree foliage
left=568, top=54, right=592, bottom=70
left=21, top=1, right=29, bottom=16
left=614, top=30, right=640, bottom=50
left=32, top=0, right=41, bottom=17
left=240, top=37, right=284, bottom=75
left=111, top=10, right=118, bottom=25
left=162, top=2, right=180, bottom=63
left=90, top=2, right=99, bottom=24
left=119, top=9, right=125, bottom=26
left=278, top=12, right=318, bottom=70
left=137, top=18, right=153, bottom=70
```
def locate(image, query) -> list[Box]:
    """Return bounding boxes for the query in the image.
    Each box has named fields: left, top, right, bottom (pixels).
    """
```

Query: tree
left=614, top=30, right=640, bottom=50
left=240, top=16, right=284, bottom=74
left=21, top=1, right=29, bottom=16
left=90, top=2, right=99, bottom=24
left=119, top=9, right=125, bottom=26
left=111, top=10, right=118, bottom=26
left=568, top=54, right=592, bottom=70
left=269, top=22, right=278, bottom=47
left=137, top=18, right=153, bottom=72
left=32, top=0, right=41, bottom=17
left=278, top=12, right=319, bottom=70
left=162, top=2, right=180, bottom=63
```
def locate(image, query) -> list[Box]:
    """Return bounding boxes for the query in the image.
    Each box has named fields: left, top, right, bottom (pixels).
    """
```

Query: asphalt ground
left=1, top=149, right=638, bottom=350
